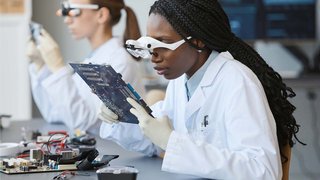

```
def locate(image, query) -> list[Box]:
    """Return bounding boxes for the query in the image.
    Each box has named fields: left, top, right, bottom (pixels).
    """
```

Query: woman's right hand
left=26, top=39, right=45, bottom=71
left=37, top=29, right=65, bottom=73
left=98, top=104, right=119, bottom=124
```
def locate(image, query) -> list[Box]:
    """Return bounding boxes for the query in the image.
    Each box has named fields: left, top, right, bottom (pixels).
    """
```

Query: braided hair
left=150, top=0, right=303, bottom=163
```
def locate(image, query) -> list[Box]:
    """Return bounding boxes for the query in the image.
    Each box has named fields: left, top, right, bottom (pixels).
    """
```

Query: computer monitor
left=220, top=0, right=316, bottom=41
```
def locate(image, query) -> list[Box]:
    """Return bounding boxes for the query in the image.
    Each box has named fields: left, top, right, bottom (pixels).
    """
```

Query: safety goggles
left=125, top=36, right=191, bottom=59
left=56, top=1, right=99, bottom=17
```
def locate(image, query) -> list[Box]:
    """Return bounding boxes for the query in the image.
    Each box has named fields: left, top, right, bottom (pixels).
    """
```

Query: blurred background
left=0, top=0, right=319, bottom=179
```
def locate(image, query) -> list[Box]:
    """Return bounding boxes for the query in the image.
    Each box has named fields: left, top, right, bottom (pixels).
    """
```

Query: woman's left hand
left=127, top=98, right=172, bottom=150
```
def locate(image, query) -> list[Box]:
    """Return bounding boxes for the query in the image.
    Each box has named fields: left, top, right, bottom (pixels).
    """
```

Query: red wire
left=16, top=154, right=29, bottom=158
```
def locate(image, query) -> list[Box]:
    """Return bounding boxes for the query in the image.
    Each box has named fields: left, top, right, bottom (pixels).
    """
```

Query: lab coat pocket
left=200, top=115, right=212, bottom=138
left=195, top=113, right=224, bottom=147
left=192, top=114, right=212, bottom=143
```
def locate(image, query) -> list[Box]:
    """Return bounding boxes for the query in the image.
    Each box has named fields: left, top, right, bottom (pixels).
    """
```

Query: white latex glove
left=37, top=29, right=65, bottom=72
left=98, top=104, right=119, bottom=124
left=26, top=39, right=45, bottom=71
left=127, top=98, right=173, bottom=150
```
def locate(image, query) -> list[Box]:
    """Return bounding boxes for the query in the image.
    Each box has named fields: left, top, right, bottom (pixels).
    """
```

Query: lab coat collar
left=185, top=51, right=233, bottom=120
left=200, top=51, right=234, bottom=87
left=85, top=37, right=120, bottom=64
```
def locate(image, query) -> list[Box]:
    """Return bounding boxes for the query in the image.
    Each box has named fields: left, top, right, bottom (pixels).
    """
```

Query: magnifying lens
left=56, top=1, right=99, bottom=17
left=125, top=36, right=191, bottom=58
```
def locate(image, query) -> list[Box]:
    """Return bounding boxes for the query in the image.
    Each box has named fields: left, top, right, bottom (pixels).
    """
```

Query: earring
left=197, top=49, right=202, bottom=53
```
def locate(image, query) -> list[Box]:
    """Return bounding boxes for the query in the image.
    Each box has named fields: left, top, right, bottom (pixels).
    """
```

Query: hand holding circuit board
left=70, top=63, right=152, bottom=124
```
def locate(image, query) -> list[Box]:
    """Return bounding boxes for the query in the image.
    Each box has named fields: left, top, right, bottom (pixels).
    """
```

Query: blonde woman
left=27, top=0, right=145, bottom=133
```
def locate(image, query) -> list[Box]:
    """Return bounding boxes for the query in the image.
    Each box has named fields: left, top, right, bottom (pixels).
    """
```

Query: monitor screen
left=220, top=0, right=316, bottom=40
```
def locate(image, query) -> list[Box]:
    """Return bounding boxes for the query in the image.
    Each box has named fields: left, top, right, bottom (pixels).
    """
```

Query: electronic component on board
left=30, top=149, right=43, bottom=161
left=29, top=21, right=43, bottom=45
left=70, top=63, right=153, bottom=124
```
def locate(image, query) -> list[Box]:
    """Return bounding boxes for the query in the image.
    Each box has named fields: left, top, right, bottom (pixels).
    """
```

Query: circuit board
left=70, top=63, right=152, bottom=124
left=0, top=166, right=77, bottom=174
left=0, top=161, right=77, bottom=174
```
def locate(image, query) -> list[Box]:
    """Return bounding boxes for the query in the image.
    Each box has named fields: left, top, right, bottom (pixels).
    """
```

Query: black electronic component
left=76, top=149, right=99, bottom=170
left=31, top=130, right=42, bottom=140
left=29, top=22, right=42, bottom=45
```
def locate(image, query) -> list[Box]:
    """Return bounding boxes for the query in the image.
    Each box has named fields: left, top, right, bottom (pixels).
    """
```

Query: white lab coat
left=100, top=51, right=282, bottom=179
left=29, top=37, right=146, bottom=133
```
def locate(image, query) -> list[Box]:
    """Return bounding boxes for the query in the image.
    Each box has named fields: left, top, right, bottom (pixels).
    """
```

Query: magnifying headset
left=125, top=36, right=191, bottom=59
left=56, top=1, right=99, bottom=17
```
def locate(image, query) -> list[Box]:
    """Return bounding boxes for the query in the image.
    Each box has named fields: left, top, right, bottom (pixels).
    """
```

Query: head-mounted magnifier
left=56, top=1, right=99, bottom=17
left=125, top=36, right=191, bottom=59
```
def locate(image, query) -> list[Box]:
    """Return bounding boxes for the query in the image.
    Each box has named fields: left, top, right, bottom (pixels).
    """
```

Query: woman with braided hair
left=99, top=0, right=302, bottom=179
